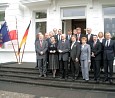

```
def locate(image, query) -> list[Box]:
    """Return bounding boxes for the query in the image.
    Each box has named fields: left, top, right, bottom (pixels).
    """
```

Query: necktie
left=58, top=35, right=60, bottom=40
left=40, top=40, right=42, bottom=47
left=77, top=34, right=79, bottom=41
left=93, top=42, right=96, bottom=47
left=107, top=40, right=109, bottom=47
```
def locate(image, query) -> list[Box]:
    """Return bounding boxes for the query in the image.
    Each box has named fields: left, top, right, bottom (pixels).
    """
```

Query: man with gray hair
left=35, top=32, right=42, bottom=68
left=35, top=34, right=48, bottom=77
left=57, top=34, right=70, bottom=80
left=102, top=32, right=115, bottom=84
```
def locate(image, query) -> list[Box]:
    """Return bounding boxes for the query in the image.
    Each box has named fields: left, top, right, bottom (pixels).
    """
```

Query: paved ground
left=0, top=62, right=36, bottom=68
left=0, top=81, right=115, bottom=98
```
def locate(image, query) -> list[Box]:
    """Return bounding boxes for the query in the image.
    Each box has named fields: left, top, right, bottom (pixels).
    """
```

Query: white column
left=86, top=0, right=104, bottom=35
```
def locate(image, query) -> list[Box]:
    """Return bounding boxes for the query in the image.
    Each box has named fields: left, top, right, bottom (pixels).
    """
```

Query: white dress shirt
left=105, top=39, right=111, bottom=47
left=71, top=41, right=76, bottom=49
left=88, top=34, right=91, bottom=40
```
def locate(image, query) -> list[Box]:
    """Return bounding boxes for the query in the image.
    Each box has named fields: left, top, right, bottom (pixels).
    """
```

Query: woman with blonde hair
left=80, top=37, right=91, bottom=82
left=98, top=32, right=104, bottom=43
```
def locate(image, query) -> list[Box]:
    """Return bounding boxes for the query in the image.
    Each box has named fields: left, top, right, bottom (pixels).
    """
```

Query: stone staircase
left=0, top=64, right=115, bottom=92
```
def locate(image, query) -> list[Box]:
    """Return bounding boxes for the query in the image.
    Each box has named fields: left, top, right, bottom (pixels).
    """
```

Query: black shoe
left=103, top=78, right=108, bottom=82
left=109, top=79, right=113, bottom=84
left=65, top=77, right=68, bottom=81
left=94, top=78, right=97, bottom=81
left=72, top=77, right=75, bottom=81
left=60, top=76, right=64, bottom=79
left=96, top=80, right=100, bottom=84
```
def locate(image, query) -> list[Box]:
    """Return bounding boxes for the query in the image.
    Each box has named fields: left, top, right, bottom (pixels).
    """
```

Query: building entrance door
left=62, top=19, right=86, bottom=34
left=72, top=19, right=86, bottom=34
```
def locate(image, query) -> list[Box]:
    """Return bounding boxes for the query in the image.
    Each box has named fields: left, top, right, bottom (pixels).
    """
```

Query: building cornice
left=20, top=0, right=51, bottom=7
left=0, top=3, right=9, bottom=11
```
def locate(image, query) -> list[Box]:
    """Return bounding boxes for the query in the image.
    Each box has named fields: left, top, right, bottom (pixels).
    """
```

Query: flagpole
left=19, top=20, right=31, bottom=63
left=9, top=38, right=18, bottom=62
left=20, top=42, right=26, bottom=63
left=6, top=21, right=18, bottom=62
left=15, top=17, right=20, bottom=64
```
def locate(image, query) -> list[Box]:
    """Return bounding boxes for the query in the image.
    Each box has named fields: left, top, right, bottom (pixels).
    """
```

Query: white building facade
left=0, top=0, right=115, bottom=63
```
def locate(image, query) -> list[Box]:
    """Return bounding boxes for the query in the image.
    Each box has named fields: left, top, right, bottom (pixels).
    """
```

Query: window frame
left=61, top=6, right=86, bottom=20
left=103, top=6, right=115, bottom=37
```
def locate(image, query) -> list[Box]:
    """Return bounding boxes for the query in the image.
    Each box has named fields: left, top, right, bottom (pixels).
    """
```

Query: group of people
left=35, top=27, right=115, bottom=84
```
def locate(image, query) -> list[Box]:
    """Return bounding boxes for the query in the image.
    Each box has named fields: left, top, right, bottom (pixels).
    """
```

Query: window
left=61, top=7, right=86, bottom=19
left=36, top=22, right=46, bottom=35
left=104, top=18, right=115, bottom=37
left=103, top=7, right=115, bottom=15
left=35, top=12, right=47, bottom=19
left=0, top=11, right=5, bottom=21
left=35, top=11, right=47, bottom=35
left=103, top=6, right=115, bottom=37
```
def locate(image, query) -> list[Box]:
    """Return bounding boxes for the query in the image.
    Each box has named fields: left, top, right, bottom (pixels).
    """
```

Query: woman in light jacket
left=80, top=37, right=91, bottom=82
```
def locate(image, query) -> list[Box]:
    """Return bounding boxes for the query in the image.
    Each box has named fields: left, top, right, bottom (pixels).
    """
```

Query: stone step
left=0, top=66, right=37, bottom=70
left=0, top=73, right=114, bottom=85
left=0, top=68, right=39, bottom=74
left=0, top=76, right=115, bottom=92
left=0, top=69, right=115, bottom=80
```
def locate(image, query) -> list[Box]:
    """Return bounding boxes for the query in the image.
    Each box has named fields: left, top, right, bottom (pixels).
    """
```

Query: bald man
left=57, top=34, right=70, bottom=80
left=35, top=34, right=48, bottom=77
left=86, top=28, right=94, bottom=45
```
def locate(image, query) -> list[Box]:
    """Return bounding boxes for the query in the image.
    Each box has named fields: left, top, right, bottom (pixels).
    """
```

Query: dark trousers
left=92, top=60, right=100, bottom=80
left=38, top=58, right=47, bottom=75
left=59, top=59, right=68, bottom=78
left=71, top=59, right=79, bottom=79
left=104, top=60, right=113, bottom=79
left=36, top=59, right=38, bottom=67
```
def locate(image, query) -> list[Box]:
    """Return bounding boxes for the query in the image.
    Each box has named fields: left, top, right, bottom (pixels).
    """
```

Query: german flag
left=18, top=20, right=31, bottom=54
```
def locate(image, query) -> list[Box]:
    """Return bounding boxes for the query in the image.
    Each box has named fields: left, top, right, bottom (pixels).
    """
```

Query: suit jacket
left=66, top=35, right=72, bottom=40
left=91, top=41, right=102, bottom=60
left=46, top=38, right=51, bottom=47
left=48, top=43, right=58, bottom=54
left=102, top=39, right=115, bottom=60
left=76, top=34, right=84, bottom=43
left=54, top=34, right=61, bottom=42
left=35, top=38, right=39, bottom=53
left=80, top=44, right=91, bottom=61
left=70, top=41, right=81, bottom=61
left=86, top=34, right=94, bottom=45
left=57, top=40, right=70, bottom=61
left=35, top=40, right=48, bottom=59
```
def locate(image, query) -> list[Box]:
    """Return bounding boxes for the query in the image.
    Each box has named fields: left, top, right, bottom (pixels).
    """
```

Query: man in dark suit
left=35, top=34, right=48, bottom=77
left=86, top=28, right=94, bottom=46
left=76, top=27, right=84, bottom=43
left=70, top=35, right=81, bottom=80
left=102, top=32, right=115, bottom=84
left=54, top=29, right=62, bottom=42
left=57, top=34, right=70, bottom=80
left=91, top=35, right=102, bottom=83
left=45, top=33, right=51, bottom=70
left=86, top=28, right=94, bottom=71
left=66, top=29, right=72, bottom=41
left=66, top=29, right=72, bottom=69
